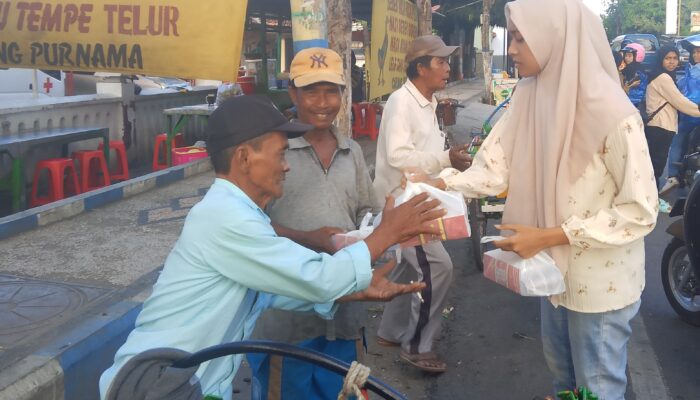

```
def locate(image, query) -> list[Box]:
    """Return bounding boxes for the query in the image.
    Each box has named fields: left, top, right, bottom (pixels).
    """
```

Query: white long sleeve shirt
left=440, top=112, right=658, bottom=312
left=373, top=79, right=452, bottom=204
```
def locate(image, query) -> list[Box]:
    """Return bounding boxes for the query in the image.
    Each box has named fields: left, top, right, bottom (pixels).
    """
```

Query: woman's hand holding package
left=400, top=168, right=447, bottom=190
left=494, top=224, right=570, bottom=259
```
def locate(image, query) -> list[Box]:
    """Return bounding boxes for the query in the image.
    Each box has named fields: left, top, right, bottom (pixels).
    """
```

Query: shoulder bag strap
left=647, top=101, right=669, bottom=123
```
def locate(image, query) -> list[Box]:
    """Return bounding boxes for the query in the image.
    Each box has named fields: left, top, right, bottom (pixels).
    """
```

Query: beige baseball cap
left=405, top=35, right=459, bottom=63
left=289, top=47, right=346, bottom=87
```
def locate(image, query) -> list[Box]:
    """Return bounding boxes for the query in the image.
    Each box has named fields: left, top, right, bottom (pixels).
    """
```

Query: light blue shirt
left=99, top=178, right=372, bottom=400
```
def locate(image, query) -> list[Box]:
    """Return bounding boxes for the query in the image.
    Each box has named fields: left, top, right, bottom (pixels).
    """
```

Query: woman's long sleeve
left=560, top=118, right=659, bottom=249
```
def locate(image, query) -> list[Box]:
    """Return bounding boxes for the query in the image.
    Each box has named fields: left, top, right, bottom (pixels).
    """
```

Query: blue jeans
left=248, top=336, right=364, bottom=400
left=668, top=121, right=694, bottom=178
left=540, top=299, right=641, bottom=400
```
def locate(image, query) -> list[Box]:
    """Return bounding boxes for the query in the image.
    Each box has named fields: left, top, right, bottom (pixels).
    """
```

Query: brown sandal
left=376, top=336, right=401, bottom=347
left=399, top=350, right=447, bottom=373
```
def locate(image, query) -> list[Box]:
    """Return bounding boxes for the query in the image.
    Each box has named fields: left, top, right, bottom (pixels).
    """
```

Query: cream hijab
left=500, top=0, right=638, bottom=274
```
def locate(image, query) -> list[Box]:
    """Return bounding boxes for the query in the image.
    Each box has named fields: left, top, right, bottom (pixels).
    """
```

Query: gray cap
left=405, top=35, right=459, bottom=63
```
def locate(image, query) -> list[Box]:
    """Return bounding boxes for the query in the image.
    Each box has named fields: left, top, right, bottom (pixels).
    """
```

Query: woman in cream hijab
left=415, top=0, right=658, bottom=398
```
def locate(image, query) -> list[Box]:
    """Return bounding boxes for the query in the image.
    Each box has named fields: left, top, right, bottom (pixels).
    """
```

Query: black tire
left=468, top=200, right=487, bottom=271
left=661, top=237, right=700, bottom=326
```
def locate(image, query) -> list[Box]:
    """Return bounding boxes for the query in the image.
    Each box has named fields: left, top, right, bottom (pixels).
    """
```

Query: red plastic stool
left=98, top=140, right=130, bottom=181
left=352, top=103, right=383, bottom=141
left=30, top=158, right=81, bottom=207
left=152, top=133, right=184, bottom=171
left=71, top=150, right=111, bottom=192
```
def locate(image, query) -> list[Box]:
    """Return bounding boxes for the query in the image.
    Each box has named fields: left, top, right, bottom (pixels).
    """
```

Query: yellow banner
left=368, top=0, right=417, bottom=99
left=0, top=0, right=248, bottom=81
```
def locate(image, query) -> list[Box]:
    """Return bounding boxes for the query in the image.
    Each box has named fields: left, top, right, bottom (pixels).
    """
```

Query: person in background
left=409, top=0, right=658, bottom=398
left=645, top=46, right=700, bottom=211
left=661, top=41, right=700, bottom=194
left=373, top=35, right=471, bottom=374
left=249, top=48, right=378, bottom=400
left=619, top=46, right=647, bottom=106
left=351, top=50, right=365, bottom=103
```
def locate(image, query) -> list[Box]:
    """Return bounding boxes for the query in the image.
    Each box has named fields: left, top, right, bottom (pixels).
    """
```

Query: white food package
left=331, top=213, right=401, bottom=264
left=480, top=236, right=565, bottom=297
left=393, top=180, right=470, bottom=248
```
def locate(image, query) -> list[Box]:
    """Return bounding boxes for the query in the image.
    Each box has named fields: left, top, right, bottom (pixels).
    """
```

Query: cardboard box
left=483, top=249, right=523, bottom=294
left=400, top=214, right=470, bottom=248
left=395, top=182, right=471, bottom=248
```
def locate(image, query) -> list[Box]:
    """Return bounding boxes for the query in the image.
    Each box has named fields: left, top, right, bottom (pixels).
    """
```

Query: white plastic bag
left=331, top=213, right=401, bottom=264
left=480, top=236, right=565, bottom=296
left=215, top=82, right=243, bottom=106
left=393, top=180, right=470, bottom=248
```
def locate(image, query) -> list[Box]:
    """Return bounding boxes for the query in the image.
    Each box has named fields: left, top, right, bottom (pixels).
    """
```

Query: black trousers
left=645, top=125, right=675, bottom=182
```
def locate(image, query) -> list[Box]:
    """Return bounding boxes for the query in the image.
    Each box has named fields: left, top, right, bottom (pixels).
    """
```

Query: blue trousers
left=541, top=299, right=640, bottom=400
left=668, top=121, right=694, bottom=178
left=248, top=336, right=363, bottom=400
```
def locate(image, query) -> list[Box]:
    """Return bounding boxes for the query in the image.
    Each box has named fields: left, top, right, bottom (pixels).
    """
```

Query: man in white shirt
left=373, top=35, right=472, bottom=373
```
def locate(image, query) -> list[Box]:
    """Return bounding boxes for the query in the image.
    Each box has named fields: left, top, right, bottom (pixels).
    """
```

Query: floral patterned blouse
left=440, top=113, right=659, bottom=312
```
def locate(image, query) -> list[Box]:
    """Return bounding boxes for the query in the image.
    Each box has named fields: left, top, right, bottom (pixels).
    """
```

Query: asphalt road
left=364, top=215, right=699, bottom=400
left=639, top=212, right=700, bottom=400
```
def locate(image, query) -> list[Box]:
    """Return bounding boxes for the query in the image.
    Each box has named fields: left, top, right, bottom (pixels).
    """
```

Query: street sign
left=1, top=0, right=248, bottom=81
left=368, top=0, right=418, bottom=100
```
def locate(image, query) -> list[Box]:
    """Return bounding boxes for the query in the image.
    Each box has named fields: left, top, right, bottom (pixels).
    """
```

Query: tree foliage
left=433, top=0, right=513, bottom=35
left=601, top=0, right=700, bottom=39
left=602, top=0, right=665, bottom=39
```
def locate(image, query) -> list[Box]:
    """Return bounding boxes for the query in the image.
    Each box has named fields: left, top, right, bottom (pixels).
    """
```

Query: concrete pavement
left=0, top=79, right=675, bottom=399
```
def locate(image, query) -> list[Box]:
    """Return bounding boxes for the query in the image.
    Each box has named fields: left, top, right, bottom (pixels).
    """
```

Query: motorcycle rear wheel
left=661, top=237, right=700, bottom=326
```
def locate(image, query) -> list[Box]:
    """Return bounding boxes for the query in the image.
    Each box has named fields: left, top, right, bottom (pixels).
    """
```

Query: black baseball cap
left=206, top=95, right=312, bottom=154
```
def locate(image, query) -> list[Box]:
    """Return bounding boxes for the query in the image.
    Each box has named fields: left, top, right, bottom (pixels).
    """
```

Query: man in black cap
left=99, top=95, right=443, bottom=400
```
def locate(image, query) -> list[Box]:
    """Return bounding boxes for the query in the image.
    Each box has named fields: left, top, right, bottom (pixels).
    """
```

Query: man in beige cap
left=373, top=35, right=472, bottom=373
left=249, top=47, right=380, bottom=399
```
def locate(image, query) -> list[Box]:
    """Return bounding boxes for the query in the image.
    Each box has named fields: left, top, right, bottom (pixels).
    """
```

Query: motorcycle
left=677, top=127, right=700, bottom=189
left=661, top=170, right=700, bottom=326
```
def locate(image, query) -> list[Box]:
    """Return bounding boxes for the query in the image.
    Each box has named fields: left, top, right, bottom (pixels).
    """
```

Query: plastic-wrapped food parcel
left=331, top=181, right=471, bottom=262
left=481, top=236, right=565, bottom=296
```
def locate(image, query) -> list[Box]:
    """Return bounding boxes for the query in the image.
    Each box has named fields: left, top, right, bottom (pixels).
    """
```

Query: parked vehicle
left=662, top=170, right=700, bottom=326
left=611, top=34, right=660, bottom=74
left=675, top=38, right=690, bottom=71
left=676, top=126, right=700, bottom=189
left=0, top=68, right=65, bottom=97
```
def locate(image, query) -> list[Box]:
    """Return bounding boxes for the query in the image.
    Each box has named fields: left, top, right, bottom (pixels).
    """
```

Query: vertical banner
left=369, top=0, right=418, bottom=100
left=0, top=0, right=248, bottom=81
left=666, top=0, right=678, bottom=34
left=290, top=0, right=328, bottom=54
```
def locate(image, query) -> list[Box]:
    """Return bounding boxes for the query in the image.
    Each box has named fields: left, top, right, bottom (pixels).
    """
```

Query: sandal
left=376, top=336, right=401, bottom=347
left=399, top=350, right=447, bottom=373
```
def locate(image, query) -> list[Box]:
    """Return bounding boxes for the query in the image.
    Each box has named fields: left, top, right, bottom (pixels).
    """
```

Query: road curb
left=0, top=299, right=144, bottom=400
left=0, top=268, right=160, bottom=400
left=0, top=158, right=212, bottom=240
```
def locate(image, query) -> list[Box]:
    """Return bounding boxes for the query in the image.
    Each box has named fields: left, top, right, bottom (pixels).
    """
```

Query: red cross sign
left=43, top=78, right=53, bottom=94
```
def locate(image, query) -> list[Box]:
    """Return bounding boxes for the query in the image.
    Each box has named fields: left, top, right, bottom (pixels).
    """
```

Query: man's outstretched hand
left=338, top=260, right=426, bottom=302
